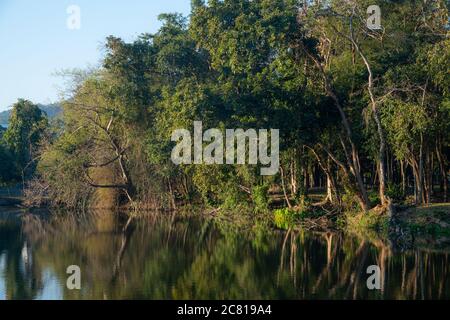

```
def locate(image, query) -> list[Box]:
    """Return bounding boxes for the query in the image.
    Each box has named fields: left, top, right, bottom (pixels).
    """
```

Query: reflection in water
left=0, top=209, right=450, bottom=300
left=0, top=214, right=44, bottom=299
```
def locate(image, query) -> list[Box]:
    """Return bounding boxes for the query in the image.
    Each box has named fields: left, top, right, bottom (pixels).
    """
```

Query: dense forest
left=1, top=0, right=449, bottom=230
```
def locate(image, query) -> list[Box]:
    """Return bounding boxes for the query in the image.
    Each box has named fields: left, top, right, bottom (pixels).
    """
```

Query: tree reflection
left=0, top=210, right=449, bottom=299
left=0, top=218, right=43, bottom=299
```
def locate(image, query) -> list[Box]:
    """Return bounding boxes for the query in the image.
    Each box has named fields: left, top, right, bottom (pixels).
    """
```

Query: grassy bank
left=268, top=198, right=450, bottom=249
left=395, top=203, right=450, bottom=236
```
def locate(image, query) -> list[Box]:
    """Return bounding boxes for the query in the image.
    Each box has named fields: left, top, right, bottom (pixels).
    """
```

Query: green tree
left=2, top=99, right=48, bottom=179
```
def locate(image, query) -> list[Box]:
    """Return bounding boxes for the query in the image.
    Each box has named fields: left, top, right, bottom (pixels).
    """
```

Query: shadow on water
left=0, top=208, right=450, bottom=300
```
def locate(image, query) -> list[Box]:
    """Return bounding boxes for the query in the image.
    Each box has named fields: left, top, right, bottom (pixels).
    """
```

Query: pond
left=0, top=208, right=449, bottom=300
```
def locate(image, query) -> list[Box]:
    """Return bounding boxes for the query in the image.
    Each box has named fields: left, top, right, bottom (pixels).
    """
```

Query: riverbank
left=192, top=199, right=450, bottom=254
left=3, top=184, right=450, bottom=251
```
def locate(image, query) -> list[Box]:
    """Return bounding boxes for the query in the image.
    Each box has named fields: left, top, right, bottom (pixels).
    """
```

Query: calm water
left=0, top=208, right=450, bottom=300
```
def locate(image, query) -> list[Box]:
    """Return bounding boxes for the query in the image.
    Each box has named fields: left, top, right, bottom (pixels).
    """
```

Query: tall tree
left=2, top=99, right=48, bottom=178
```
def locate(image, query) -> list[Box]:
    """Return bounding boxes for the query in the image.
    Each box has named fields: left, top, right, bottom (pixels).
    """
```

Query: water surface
left=0, top=209, right=449, bottom=300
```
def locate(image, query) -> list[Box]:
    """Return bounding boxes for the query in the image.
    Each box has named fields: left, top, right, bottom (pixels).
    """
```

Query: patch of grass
left=273, top=208, right=304, bottom=229
left=272, top=206, right=325, bottom=230
left=407, top=223, right=450, bottom=236
left=344, top=208, right=389, bottom=235
left=398, top=203, right=450, bottom=237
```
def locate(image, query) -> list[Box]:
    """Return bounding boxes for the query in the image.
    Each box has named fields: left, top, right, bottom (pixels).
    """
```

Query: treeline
left=21, top=0, right=449, bottom=212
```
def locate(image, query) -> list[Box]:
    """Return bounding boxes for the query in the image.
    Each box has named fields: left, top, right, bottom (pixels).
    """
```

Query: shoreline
left=2, top=192, right=449, bottom=252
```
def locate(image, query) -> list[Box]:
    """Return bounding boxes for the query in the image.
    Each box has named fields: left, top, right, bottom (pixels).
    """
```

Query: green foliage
left=28, top=0, right=449, bottom=214
left=297, top=194, right=312, bottom=211
left=37, top=131, right=93, bottom=207
left=1, top=99, right=48, bottom=181
left=398, top=204, right=450, bottom=237
left=252, top=184, right=270, bottom=213
left=272, top=207, right=317, bottom=230
left=0, top=143, right=16, bottom=184
left=368, top=190, right=380, bottom=207
left=0, top=104, right=60, bottom=127
left=367, top=184, right=404, bottom=208
left=345, top=210, right=389, bottom=234
left=342, top=187, right=363, bottom=211
left=3, top=100, right=48, bottom=163
left=386, top=183, right=405, bottom=202
left=273, top=208, right=300, bottom=230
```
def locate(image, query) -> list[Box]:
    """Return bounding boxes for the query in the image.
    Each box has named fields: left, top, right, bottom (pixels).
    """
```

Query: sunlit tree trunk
left=436, top=139, right=448, bottom=202
left=349, top=18, right=389, bottom=207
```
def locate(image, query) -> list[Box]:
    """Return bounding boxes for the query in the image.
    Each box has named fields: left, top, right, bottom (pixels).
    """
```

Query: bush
left=274, top=208, right=298, bottom=229
left=252, top=184, right=269, bottom=213
left=342, top=188, right=362, bottom=211
left=386, top=183, right=404, bottom=202
left=220, top=182, right=249, bottom=210
left=345, top=210, right=389, bottom=233
left=368, top=190, right=380, bottom=207
left=272, top=208, right=313, bottom=229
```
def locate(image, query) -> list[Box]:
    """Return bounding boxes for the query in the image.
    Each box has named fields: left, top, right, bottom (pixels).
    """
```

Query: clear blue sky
left=0, top=0, right=192, bottom=111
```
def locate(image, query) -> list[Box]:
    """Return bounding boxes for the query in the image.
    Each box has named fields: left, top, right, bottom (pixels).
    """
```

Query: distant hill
left=0, top=103, right=62, bottom=127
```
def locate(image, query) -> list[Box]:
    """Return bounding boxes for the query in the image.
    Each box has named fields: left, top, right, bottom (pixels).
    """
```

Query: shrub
left=252, top=184, right=270, bottom=213
left=342, top=188, right=361, bottom=211
left=274, top=208, right=299, bottom=229
left=273, top=208, right=315, bottom=229
left=386, top=183, right=405, bottom=202
left=345, top=210, right=389, bottom=233
left=368, top=190, right=380, bottom=207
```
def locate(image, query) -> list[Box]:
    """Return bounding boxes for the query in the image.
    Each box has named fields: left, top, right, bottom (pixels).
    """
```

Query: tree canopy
left=12, top=0, right=448, bottom=212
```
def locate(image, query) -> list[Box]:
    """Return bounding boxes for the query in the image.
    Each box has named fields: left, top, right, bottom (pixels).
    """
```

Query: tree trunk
left=290, top=155, right=297, bottom=197
left=411, top=157, right=423, bottom=205
left=419, top=134, right=425, bottom=204
left=400, top=160, right=406, bottom=196
left=302, top=47, right=370, bottom=211
left=280, top=166, right=293, bottom=209
left=308, top=146, right=340, bottom=204
left=348, top=14, right=389, bottom=207
left=436, top=140, right=448, bottom=202
left=355, top=47, right=388, bottom=205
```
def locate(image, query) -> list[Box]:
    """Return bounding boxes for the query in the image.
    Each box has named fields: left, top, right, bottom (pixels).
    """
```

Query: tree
left=2, top=99, right=48, bottom=179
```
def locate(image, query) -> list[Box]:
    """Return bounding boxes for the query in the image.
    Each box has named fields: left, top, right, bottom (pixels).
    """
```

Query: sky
left=0, top=0, right=192, bottom=111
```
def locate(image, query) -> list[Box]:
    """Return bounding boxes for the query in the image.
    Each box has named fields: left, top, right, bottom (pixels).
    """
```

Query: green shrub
left=252, top=184, right=270, bottom=212
left=368, top=190, right=380, bottom=207
left=274, top=208, right=299, bottom=229
left=386, top=183, right=404, bottom=202
left=221, top=185, right=246, bottom=210
left=342, top=189, right=361, bottom=211
left=345, top=210, right=389, bottom=233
